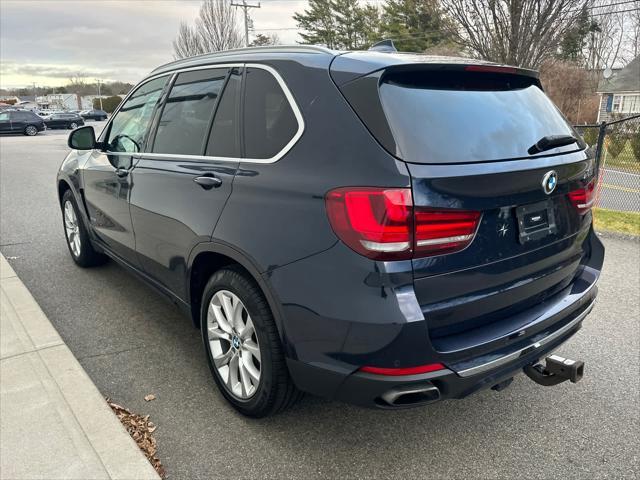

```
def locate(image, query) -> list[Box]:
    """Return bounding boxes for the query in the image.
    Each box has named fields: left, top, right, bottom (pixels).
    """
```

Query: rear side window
left=206, top=67, right=241, bottom=158
left=106, top=75, right=168, bottom=153
left=376, top=70, right=578, bottom=164
left=153, top=68, right=227, bottom=156
left=243, top=67, right=298, bottom=159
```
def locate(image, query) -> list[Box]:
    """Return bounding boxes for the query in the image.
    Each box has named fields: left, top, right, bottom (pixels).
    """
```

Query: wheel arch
left=187, top=242, right=289, bottom=349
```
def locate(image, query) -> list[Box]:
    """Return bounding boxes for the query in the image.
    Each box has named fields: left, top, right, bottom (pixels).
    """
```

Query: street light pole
left=231, top=0, right=260, bottom=47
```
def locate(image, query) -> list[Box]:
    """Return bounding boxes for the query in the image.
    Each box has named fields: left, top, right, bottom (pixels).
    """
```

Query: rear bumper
left=273, top=228, right=603, bottom=408
left=288, top=296, right=594, bottom=408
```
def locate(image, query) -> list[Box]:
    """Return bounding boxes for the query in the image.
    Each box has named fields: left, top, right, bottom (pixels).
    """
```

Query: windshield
left=379, top=74, right=579, bottom=164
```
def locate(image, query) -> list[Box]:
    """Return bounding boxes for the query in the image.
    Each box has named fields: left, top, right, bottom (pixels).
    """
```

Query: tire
left=24, top=125, right=38, bottom=136
left=61, top=190, right=107, bottom=267
left=69, top=122, right=78, bottom=129
left=201, top=267, right=302, bottom=417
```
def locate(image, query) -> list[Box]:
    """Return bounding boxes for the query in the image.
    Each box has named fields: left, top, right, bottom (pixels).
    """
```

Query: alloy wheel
left=207, top=290, right=262, bottom=399
left=25, top=126, right=37, bottom=136
left=70, top=122, right=78, bottom=129
left=63, top=200, right=81, bottom=257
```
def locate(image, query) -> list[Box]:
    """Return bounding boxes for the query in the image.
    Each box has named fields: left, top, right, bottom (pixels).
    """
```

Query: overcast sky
left=0, top=0, right=307, bottom=89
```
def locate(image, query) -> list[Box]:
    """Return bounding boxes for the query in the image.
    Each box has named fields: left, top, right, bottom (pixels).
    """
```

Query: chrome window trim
left=98, top=63, right=304, bottom=165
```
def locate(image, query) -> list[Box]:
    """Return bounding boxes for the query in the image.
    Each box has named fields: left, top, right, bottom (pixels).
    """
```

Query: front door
left=130, top=67, right=241, bottom=299
left=82, top=75, right=170, bottom=266
left=0, top=112, right=11, bottom=133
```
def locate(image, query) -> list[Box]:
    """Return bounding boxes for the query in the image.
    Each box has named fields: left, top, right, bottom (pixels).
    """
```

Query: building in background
left=35, top=93, right=82, bottom=111
left=597, top=56, right=640, bottom=122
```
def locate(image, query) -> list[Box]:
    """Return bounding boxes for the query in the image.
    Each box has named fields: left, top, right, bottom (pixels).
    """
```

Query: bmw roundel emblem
left=542, top=170, right=558, bottom=195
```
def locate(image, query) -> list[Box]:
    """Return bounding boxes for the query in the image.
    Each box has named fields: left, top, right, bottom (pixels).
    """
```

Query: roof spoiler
left=369, top=40, right=397, bottom=53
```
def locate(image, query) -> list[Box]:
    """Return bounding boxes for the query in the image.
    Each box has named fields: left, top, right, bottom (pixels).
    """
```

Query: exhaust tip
left=378, top=383, right=441, bottom=408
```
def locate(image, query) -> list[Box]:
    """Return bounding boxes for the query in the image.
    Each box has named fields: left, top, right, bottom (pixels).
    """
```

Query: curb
left=0, top=254, right=160, bottom=480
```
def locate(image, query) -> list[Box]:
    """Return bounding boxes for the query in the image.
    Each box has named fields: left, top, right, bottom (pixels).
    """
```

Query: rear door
left=130, top=67, right=241, bottom=299
left=83, top=75, right=170, bottom=266
left=337, top=63, right=596, bottom=354
left=8, top=111, right=28, bottom=132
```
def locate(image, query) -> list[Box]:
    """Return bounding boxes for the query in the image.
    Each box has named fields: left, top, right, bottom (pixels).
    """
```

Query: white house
left=596, top=56, right=640, bottom=122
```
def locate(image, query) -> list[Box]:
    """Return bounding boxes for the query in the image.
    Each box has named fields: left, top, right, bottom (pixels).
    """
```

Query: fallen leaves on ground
left=106, top=398, right=165, bottom=479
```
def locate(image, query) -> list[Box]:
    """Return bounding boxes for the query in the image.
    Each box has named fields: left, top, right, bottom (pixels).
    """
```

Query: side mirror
left=68, top=126, right=96, bottom=150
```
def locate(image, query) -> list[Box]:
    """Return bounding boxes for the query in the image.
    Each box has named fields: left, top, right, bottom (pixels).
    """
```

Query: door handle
left=194, top=175, right=222, bottom=189
left=115, top=167, right=129, bottom=178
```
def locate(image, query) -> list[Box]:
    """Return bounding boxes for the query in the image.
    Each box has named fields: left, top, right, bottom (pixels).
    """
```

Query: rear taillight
left=325, top=187, right=481, bottom=260
left=568, top=178, right=596, bottom=215
left=414, top=209, right=481, bottom=257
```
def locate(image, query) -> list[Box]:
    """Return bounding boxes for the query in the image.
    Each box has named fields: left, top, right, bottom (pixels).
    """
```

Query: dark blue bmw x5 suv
left=57, top=45, right=604, bottom=417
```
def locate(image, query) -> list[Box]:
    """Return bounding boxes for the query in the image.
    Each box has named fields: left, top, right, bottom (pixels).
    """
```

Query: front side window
left=0, top=113, right=9, bottom=121
left=106, top=75, right=168, bottom=153
left=152, top=68, right=227, bottom=156
left=243, top=67, right=298, bottom=159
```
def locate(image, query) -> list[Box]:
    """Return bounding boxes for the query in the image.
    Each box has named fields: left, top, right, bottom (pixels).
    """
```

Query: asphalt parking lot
left=1, top=130, right=639, bottom=479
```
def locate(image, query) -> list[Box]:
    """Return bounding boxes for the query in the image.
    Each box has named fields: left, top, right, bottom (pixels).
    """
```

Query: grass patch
left=602, top=140, right=640, bottom=173
left=593, top=208, right=640, bottom=236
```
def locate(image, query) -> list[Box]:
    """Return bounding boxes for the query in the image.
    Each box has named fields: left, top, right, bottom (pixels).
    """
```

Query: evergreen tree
left=380, top=0, right=452, bottom=52
left=557, top=6, right=597, bottom=63
left=293, top=0, right=337, bottom=48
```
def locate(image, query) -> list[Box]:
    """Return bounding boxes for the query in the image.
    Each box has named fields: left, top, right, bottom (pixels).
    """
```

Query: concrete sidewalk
left=0, top=254, right=159, bottom=480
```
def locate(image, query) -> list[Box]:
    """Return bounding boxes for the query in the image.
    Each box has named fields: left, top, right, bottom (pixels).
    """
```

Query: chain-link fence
left=575, top=114, right=640, bottom=213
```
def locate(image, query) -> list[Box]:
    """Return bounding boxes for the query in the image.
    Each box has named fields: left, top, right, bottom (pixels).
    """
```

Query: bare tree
left=584, top=3, right=628, bottom=70
left=173, top=22, right=203, bottom=59
left=627, top=10, right=640, bottom=59
left=441, top=0, right=589, bottom=68
left=173, top=0, right=244, bottom=59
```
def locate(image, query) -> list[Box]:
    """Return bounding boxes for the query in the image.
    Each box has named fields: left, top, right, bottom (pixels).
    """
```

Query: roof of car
left=149, top=45, right=531, bottom=77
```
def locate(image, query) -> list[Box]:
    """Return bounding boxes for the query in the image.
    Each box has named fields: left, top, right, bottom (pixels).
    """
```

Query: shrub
left=630, top=133, right=640, bottom=162
left=606, top=132, right=627, bottom=159
left=582, top=127, right=599, bottom=146
left=93, top=95, right=122, bottom=113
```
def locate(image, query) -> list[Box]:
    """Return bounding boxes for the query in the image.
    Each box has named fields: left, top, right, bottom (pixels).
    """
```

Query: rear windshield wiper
left=528, top=135, right=577, bottom=155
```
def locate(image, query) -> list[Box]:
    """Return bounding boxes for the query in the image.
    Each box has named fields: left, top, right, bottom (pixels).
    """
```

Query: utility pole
left=231, top=0, right=260, bottom=47
left=96, top=79, right=103, bottom=110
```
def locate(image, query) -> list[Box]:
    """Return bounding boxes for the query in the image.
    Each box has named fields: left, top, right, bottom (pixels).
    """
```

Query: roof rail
left=151, top=45, right=335, bottom=74
left=368, top=40, right=397, bottom=53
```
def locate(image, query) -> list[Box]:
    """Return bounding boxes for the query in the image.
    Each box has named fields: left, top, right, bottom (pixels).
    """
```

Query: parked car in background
left=57, top=45, right=604, bottom=417
left=0, top=110, right=45, bottom=135
left=45, top=113, right=84, bottom=130
left=81, top=109, right=108, bottom=121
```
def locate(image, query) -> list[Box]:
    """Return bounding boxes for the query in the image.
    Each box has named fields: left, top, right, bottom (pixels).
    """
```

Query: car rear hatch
left=333, top=57, right=599, bottom=360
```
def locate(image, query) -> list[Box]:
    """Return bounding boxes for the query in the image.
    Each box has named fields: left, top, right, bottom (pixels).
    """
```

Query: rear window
left=347, top=69, right=580, bottom=164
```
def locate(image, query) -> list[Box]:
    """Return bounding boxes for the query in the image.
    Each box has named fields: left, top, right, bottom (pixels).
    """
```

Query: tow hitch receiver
left=524, top=354, right=584, bottom=387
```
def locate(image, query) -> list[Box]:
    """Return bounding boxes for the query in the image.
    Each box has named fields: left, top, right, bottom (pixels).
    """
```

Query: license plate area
left=516, top=200, right=557, bottom=244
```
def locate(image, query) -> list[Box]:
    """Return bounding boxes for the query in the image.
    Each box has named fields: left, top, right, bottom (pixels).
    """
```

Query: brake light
left=464, top=65, right=518, bottom=74
left=325, top=187, right=413, bottom=260
left=568, top=179, right=596, bottom=214
left=359, top=363, right=446, bottom=376
left=325, top=187, right=481, bottom=260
